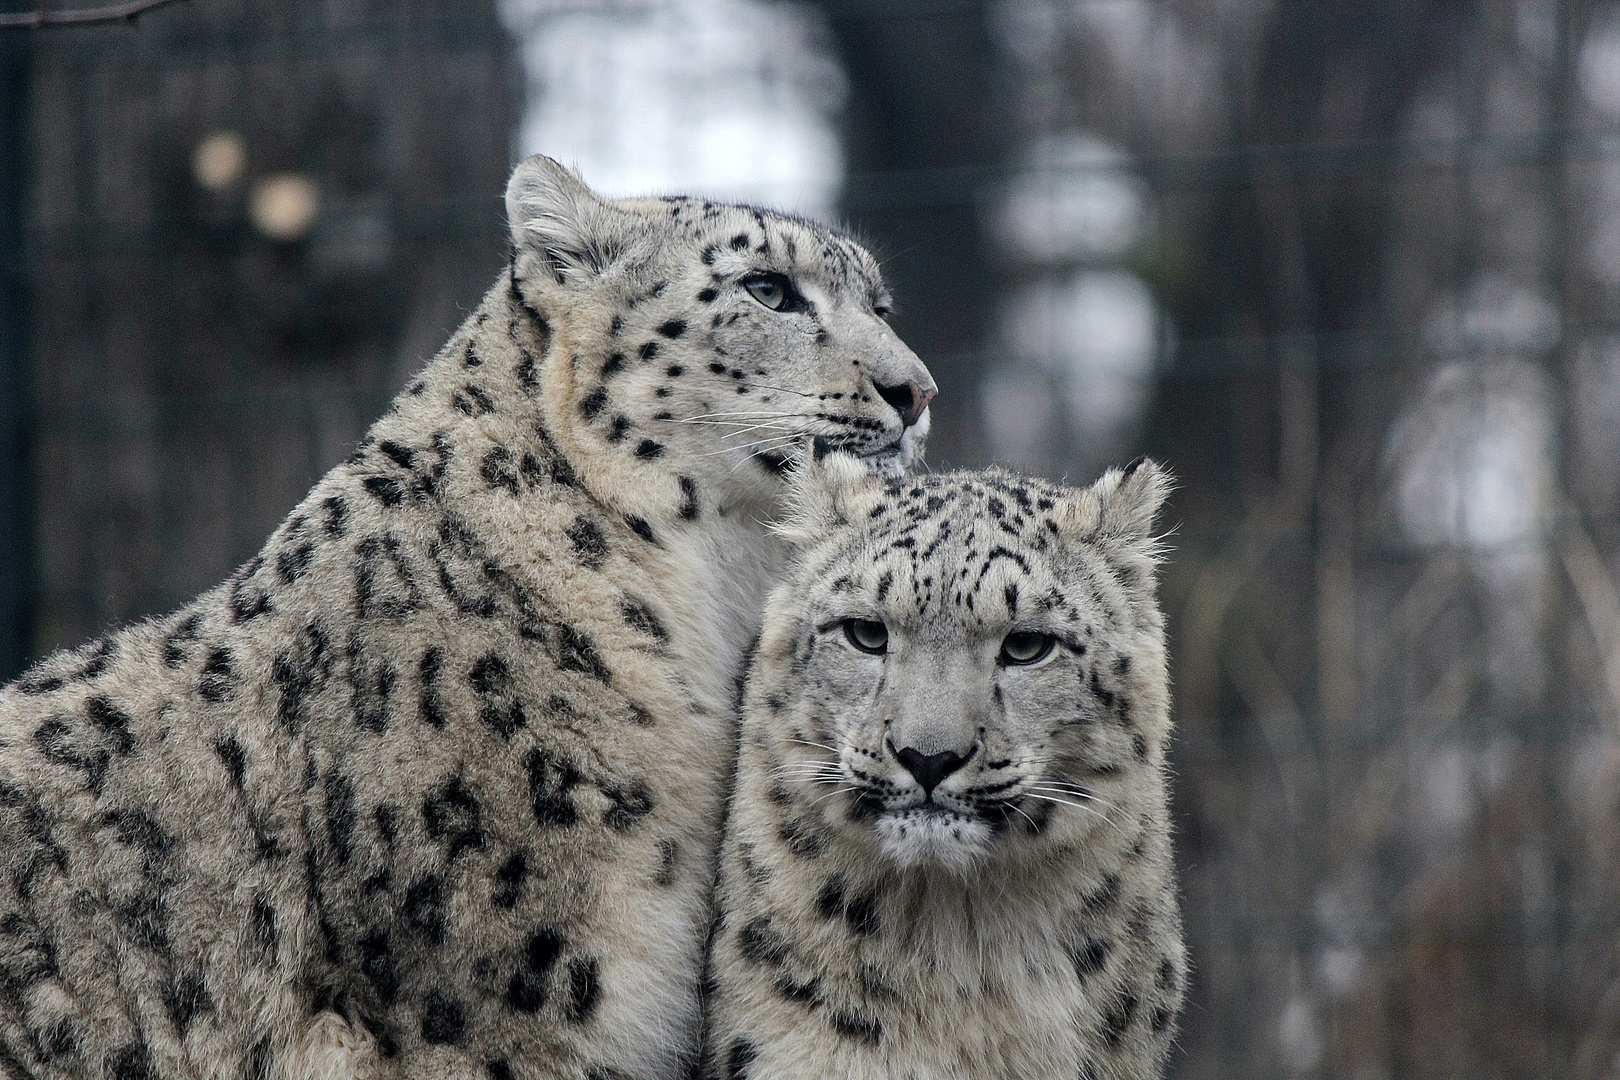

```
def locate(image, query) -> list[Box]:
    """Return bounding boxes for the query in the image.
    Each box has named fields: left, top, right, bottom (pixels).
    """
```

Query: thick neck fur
left=372, top=260, right=790, bottom=712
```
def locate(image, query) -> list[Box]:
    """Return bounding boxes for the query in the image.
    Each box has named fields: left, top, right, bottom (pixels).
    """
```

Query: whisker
left=1021, top=792, right=1125, bottom=831
left=1006, top=801, right=1040, bottom=830
left=787, top=738, right=842, bottom=755
left=701, top=435, right=799, bottom=459
left=741, top=382, right=819, bottom=399
left=720, top=422, right=800, bottom=441
left=810, top=784, right=861, bottom=806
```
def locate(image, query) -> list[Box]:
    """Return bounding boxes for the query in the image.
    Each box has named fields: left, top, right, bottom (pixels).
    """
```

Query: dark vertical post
left=818, top=1, right=1003, bottom=467
left=0, top=18, right=31, bottom=681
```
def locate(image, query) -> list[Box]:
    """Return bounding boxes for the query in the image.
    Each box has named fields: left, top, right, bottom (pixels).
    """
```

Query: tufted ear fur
left=1057, top=458, right=1174, bottom=552
left=506, top=155, right=642, bottom=284
left=775, top=443, right=884, bottom=547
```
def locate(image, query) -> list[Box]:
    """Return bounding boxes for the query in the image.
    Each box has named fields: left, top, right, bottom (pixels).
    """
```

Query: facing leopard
left=701, top=452, right=1185, bottom=1080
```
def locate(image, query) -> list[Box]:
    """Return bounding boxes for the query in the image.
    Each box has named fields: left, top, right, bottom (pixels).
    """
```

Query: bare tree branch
left=0, top=0, right=188, bottom=30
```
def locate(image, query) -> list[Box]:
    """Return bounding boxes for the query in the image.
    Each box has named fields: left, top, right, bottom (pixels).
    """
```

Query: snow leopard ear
left=1060, top=458, right=1174, bottom=553
left=506, top=155, right=639, bottom=284
left=775, top=440, right=884, bottom=547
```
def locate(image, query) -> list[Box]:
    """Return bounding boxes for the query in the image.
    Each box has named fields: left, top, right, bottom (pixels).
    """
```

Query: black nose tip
left=893, top=745, right=970, bottom=794
left=873, top=380, right=937, bottom=428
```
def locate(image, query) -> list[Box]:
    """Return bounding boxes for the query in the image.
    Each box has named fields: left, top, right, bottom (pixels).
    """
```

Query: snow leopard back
left=0, top=157, right=935, bottom=1080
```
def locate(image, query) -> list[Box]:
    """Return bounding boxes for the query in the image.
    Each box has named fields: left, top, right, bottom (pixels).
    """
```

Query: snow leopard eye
left=999, top=631, right=1054, bottom=665
left=843, top=618, right=889, bottom=655
left=743, top=272, right=803, bottom=312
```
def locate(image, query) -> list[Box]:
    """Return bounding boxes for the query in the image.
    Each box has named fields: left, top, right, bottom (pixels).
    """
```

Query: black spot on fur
left=403, top=875, right=447, bottom=945
left=843, top=890, right=880, bottom=936
left=214, top=736, right=246, bottom=788
left=506, top=928, right=564, bottom=1013
left=420, top=990, right=466, bottom=1045
left=655, top=838, right=678, bottom=885
left=117, top=893, right=170, bottom=951
left=526, top=748, right=581, bottom=827
left=729, top=233, right=750, bottom=250
left=775, top=974, right=822, bottom=1007
left=452, top=384, right=495, bottom=416
left=565, top=957, right=601, bottom=1023
left=678, top=476, right=700, bottom=520
left=423, top=777, right=484, bottom=862
left=831, top=1010, right=882, bottom=1045
left=726, top=1039, right=757, bottom=1080
left=98, top=807, right=172, bottom=856
left=323, top=772, right=356, bottom=864
left=580, top=386, right=609, bottom=420
left=815, top=877, right=846, bottom=920
left=1069, top=937, right=1111, bottom=979
left=252, top=895, right=278, bottom=953
left=379, top=440, right=415, bottom=469
left=162, top=613, right=202, bottom=668
left=358, top=932, right=399, bottom=1004
left=600, top=781, right=655, bottom=831
left=107, top=1043, right=153, bottom=1080
left=165, top=974, right=211, bottom=1034
left=225, top=557, right=274, bottom=622
left=607, top=415, right=631, bottom=442
left=493, top=852, right=527, bottom=909
left=363, top=475, right=404, bottom=507
left=419, top=648, right=446, bottom=728
left=738, top=917, right=788, bottom=966
left=199, top=647, right=235, bottom=701
left=567, top=516, right=610, bottom=569
left=639, top=341, right=661, bottom=362
left=321, top=495, right=349, bottom=539
left=488, top=1060, right=514, bottom=1080
left=1102, top=991, right=1139, bottom=1046
left=1084, top=872, right=1122, bottom=913
left=624, top=515, right=658, bottom=546
left=277, top=540, right=315, bottom=583
left=556, top=623, right=612, bottom=682
left=777, top=819, right=822, bottom=859
left=601, top=352, right=625, bottom=378
left=635, top=438, right=664, bottom=459
left=657, top=319, right=687, bottom=339
left=516, top=352, right=538, bottom=391
left=620, top=598, right=669, bottom=642
left=697, top=288, right=718, bottom=303
left=481, top=447, right=521, bottom=496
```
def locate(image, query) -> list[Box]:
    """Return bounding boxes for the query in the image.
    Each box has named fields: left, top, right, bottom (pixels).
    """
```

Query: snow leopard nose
left=874, top=380, right=936, bottom=428
left=893, top=744, right=970, bottom=795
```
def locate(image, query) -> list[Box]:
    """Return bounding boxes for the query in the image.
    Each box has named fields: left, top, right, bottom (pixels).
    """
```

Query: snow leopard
left=0, top=156, right=936, bottom=1080
left=700, top=452, right=1185, bottom=1080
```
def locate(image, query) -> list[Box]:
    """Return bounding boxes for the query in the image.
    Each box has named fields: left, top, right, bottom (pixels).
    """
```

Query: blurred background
left=2, top=0, right=1619, bottom=1075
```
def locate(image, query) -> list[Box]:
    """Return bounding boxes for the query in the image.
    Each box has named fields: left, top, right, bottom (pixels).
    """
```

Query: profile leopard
left=0, top=157, right=934, bottom=1080
left=700, top=453, right=1185, bottom=1080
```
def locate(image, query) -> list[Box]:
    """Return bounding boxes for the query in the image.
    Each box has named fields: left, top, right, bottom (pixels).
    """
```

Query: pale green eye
left=743, top=273, right=788, bottom=310
left=1000, top=631, right=1054, bottom=665
left=843, top=618, right=889, bottom=655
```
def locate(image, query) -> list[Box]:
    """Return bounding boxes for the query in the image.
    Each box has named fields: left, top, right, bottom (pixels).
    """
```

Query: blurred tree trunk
left=816, top=0, right=1005, bottom=467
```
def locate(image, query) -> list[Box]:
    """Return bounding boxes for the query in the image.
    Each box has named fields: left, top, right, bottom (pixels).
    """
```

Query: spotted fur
left=701, top=455, right=1185, bottom=1080
left=0, top=158, right=933, bottom=1080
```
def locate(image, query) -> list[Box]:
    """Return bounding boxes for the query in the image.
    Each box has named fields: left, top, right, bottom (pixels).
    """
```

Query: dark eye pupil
left=745, top=275, right=787, bottom=310
left=1002, top=632, right=1051, bottom=664
left=845, top=619, right=888, bottom=654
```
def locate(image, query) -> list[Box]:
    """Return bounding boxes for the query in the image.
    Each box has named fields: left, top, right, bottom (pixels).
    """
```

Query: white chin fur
left=874, top=808, right=990, bottom=875
left=861, top=423, right=928, bottom=479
